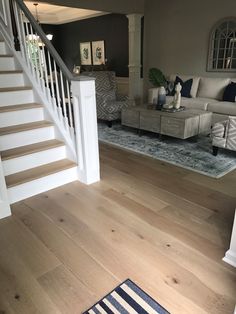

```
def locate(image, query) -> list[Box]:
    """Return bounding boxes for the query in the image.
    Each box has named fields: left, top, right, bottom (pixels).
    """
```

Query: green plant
left=148, top=68, right=167, bottom=87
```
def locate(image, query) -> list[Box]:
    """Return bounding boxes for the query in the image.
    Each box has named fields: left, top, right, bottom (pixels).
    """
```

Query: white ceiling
left=24, top=1, right=108, bottom=25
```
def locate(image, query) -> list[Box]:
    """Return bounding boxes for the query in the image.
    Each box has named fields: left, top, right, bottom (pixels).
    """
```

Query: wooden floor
left=0, top=143, right=236, bottom=314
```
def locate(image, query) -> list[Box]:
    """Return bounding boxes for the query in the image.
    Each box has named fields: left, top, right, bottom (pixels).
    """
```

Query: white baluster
left=53, top=60, right=63, bottom=120
left=29, top=24, right=40, bottom=83
left=47, top=51, right=58, bottom=113
left=66, top=79, right=73, bottom=128
left=24, top=21, right=34, bottom=75
left=60, top=70, right=69, bottom=130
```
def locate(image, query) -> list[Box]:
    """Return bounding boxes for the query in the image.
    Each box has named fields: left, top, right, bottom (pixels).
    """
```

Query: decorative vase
left=148, top=88, right=159, bottom=105
left=156, top=86, right=166, bottom=110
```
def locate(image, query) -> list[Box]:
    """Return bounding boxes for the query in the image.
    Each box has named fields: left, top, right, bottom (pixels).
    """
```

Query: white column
left=0, top=156, right=11, bottom=219
left=223, top=209, right=236, bottom=267
left=71, top=78, right=100, bottom=185
left=127, top=14, right=143, bottom=105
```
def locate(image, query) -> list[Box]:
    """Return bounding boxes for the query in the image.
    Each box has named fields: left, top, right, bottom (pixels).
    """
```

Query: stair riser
left=0, top=57, right=15, bottom=71
left=0, top=108, right=44, bottom=127
left=0, top=73, right=25, bottom=88
left=0, top=90, right=34, bottom=106
left=8, top=166, right=78, bottom=204
left=3, top=145, right=66, bottom=176
left=0, top=42, right=7, bottom=54
left=0, top=126, right=55, bottom=150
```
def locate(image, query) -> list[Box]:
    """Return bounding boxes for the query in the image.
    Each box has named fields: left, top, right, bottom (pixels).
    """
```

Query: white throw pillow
left=197, top=77, right=230, bottom=100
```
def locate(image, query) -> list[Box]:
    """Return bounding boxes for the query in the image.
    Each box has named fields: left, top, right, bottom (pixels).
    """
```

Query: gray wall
left=37, top=0, right=144, bottom=14
left=144, top=0, right=236, bottom=86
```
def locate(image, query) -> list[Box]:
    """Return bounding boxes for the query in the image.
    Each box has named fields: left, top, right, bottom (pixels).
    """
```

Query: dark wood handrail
left=15, top=0, right=80, bottom=81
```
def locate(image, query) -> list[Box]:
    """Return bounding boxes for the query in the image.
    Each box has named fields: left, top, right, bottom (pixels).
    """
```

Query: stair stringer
left=1, top=35, right=77, bottom=163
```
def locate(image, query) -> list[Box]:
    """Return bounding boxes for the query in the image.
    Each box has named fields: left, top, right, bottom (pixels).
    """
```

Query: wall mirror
left=208, top=18, right=236, bottom=72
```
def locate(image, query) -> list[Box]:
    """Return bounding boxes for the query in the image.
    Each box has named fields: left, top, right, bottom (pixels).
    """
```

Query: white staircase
left=0, top=0, right=100, bottom=220
left=0, top=39, right=78, bottom=206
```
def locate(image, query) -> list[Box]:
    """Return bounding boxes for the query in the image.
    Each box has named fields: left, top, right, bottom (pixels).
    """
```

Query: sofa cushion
left=208, top=101, right=236, bottom=116
left=223, top=82, right=236, bottom=102
left=197, top=77, right=230, bottom=100
left=169, top=74, right=200, bottom=98
left=166, top=96, right=214, bottom=110
left=171, top=76, right=193, bottom=98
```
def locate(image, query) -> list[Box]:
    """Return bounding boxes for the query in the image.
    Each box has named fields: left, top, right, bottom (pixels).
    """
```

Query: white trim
left=223, top=209, right=236, bottom=268
left=0, top=155, right=11, bottom=218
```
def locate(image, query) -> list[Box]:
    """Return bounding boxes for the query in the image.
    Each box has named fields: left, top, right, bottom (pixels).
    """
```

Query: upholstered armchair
left=211, top=116, right=236, bottom=155
left=82, top=71, right=132, bottom=126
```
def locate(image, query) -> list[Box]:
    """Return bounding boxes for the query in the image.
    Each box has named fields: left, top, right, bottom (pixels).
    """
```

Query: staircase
left=0, top=39, right=78, bottom=205
left=0, top=0, right=100, bottom=219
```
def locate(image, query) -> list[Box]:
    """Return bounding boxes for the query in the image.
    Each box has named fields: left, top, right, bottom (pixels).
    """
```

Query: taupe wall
left=38, top=0, right=144, bottom=14
left=144, top=0, right=236, bottom=85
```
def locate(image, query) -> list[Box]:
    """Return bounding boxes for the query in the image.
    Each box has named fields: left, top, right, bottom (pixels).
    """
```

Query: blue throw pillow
left=171, top=76, right=193, bottom=98
left=223, top=82, right=236, bottom=102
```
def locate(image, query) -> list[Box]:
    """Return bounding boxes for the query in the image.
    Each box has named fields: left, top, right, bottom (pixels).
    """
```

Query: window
left=208, top=18, right=236, bottom=72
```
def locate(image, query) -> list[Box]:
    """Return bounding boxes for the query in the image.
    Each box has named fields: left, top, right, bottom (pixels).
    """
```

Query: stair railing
left=12, top=0, right=75, bottom=138
left=0, top=0, right=100, bottom=188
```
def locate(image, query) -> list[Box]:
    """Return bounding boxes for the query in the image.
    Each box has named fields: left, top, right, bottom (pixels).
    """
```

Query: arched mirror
left=208, top=18, right=236, bottom=72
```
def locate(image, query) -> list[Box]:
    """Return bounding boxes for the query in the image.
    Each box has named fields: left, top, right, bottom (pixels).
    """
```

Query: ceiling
left=24, top=1, right=108, bottom=25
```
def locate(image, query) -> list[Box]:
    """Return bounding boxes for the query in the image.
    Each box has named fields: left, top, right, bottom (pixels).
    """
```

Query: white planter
left=148, top=87, right=159, bottom=104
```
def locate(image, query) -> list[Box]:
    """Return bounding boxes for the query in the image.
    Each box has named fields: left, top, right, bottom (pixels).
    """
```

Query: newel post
left=71, top=77, right=100, bottom=185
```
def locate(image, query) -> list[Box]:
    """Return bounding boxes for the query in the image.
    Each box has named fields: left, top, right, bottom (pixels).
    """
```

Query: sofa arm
left=211, top=120, right=228, bottom=138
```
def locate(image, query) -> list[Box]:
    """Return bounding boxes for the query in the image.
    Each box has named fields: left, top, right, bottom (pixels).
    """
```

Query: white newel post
left=223, top=209, right=236, bottom=268
left=0, top=156, right=11, bottom=219
left=126, top=14, right=143, bottom=105
left=71, top=78, right=100, bottom=185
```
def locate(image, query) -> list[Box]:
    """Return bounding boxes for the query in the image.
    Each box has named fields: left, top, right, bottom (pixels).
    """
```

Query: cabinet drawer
left=140, top=112, right=161, bottom=132
left=161, top=117, right=185, bottom=138
left=122, top=109, right=140, bottom=128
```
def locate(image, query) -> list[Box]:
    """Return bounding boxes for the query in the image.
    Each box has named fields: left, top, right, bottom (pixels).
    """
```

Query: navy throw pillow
left=223, top=82, right=236, bottom=102
left=171, top=76, right=193, bottom=98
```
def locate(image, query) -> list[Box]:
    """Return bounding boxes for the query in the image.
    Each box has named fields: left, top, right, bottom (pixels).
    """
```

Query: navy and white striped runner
left=83, top=279, right=170, bottom=314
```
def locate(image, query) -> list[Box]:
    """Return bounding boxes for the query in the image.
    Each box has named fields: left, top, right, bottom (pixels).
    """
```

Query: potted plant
left=149, top=68, right=167, bottom=87
left=148, top=68, right=167, bottom=107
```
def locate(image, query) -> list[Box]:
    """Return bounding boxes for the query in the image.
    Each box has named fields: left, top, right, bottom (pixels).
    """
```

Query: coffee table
left=121, top=105, right=212, bottom=139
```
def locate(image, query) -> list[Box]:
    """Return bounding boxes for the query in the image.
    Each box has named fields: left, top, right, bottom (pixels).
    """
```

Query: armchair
left=211, top=116, right=236, bottom=155
left=82, top=71, right=132, bottom=126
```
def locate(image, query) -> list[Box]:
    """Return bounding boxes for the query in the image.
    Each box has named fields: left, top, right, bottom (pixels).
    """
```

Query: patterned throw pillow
left=223, top=82, right=236, bottom=102
left=171, top=76, right=193, bottom=98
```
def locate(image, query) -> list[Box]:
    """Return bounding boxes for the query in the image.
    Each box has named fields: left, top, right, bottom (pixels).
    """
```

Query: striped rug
left=83, top=279, right=170, bottom=314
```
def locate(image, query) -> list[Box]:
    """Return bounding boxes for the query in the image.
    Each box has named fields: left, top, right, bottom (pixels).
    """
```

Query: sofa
left=152, top=74, right=236, bottom=125
left=82, top=71, right=131, bottom=126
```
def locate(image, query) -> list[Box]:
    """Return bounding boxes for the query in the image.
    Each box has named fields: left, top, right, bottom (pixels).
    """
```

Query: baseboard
left=222, top=249, right=236, bottom=268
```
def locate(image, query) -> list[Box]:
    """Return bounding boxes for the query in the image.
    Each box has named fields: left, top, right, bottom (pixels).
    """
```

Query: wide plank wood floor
left=0, top=143, right=236, bottom=314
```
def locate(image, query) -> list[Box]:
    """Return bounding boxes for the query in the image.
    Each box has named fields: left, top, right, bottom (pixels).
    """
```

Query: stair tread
left=0, top=70, right=23, bottom=74
left=0, top=121, right=53, bottom=136
left=0, top=103, right=43, bottom=113
left=1, top=139, right=65, bottom=160
left=0, top=86, right=32, bottom=92
left=5, top=159, right=77, bottom=188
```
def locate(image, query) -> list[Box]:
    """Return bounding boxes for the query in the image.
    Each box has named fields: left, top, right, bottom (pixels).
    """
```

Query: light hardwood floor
left=0, top=143, right=236, bottom=314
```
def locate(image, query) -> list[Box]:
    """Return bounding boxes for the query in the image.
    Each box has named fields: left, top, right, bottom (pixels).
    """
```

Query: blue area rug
left=98, top=122, right=236, bottom=178
left=83, top=279, right=170, bottom=314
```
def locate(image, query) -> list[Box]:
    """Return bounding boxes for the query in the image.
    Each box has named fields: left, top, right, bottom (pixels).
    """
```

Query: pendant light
left=33, top=2, right=53, bottom=42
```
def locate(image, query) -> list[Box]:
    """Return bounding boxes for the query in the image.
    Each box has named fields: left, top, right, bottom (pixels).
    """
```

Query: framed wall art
left=92, top=40, right=105, bottom=65
left=80, top=42, right=92, bottom=65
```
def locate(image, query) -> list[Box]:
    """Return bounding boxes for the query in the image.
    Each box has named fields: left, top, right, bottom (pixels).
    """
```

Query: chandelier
left=33, top=3, right=53, bottom=42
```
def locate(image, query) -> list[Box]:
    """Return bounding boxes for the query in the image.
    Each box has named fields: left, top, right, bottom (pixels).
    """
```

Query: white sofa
left=163, top=75, right=236, bottom=124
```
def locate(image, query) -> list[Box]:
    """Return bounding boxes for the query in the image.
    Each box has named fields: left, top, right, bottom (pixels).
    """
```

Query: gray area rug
left=98, top=122, right=236, bottom=178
